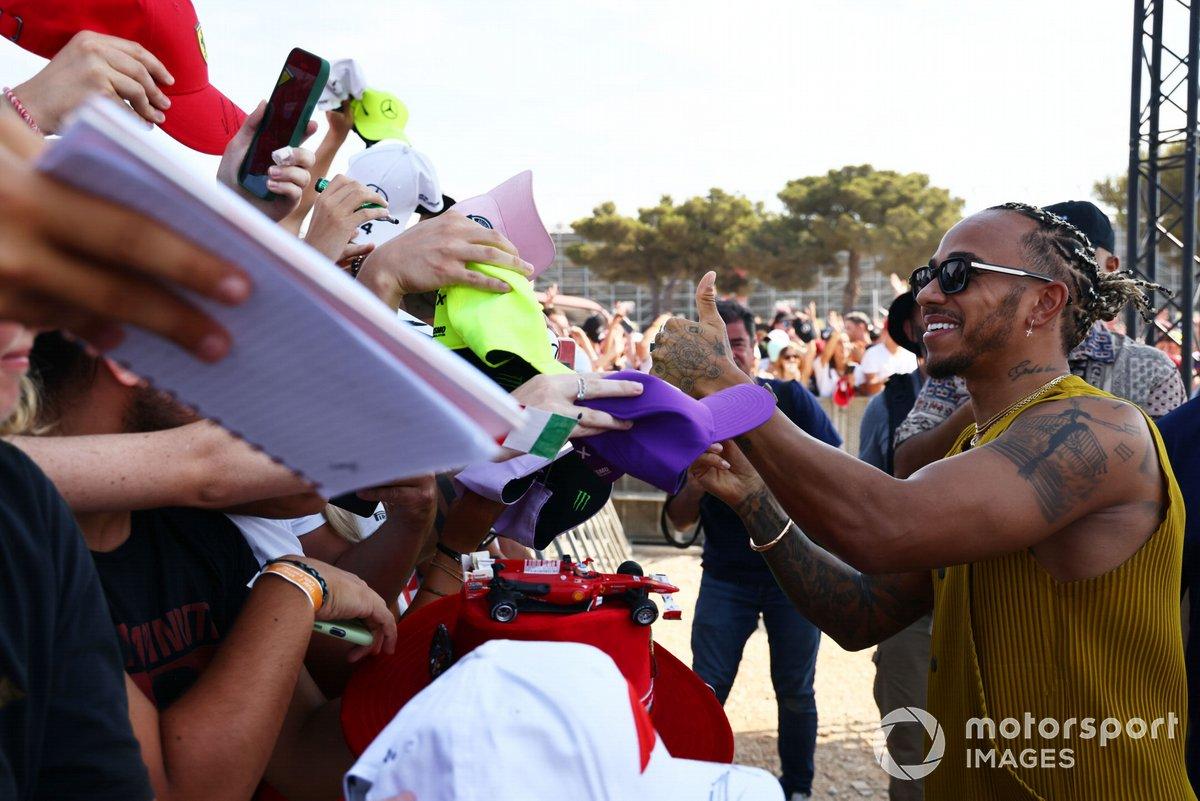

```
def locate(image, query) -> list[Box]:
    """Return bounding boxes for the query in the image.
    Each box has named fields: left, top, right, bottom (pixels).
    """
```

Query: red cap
left=341, top=591, right=735, bottom=764
left=2, top=0, right=245, bottom=154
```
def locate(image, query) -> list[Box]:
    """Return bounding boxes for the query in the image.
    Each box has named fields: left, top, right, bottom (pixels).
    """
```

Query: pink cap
left=452, top=171, right=556, bottom=275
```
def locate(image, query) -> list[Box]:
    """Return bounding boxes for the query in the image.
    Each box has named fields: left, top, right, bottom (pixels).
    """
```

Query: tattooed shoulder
left=987, top=397, right=1152, bottom=523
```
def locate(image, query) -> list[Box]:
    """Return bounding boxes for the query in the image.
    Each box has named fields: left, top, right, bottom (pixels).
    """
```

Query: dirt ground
left=636, top=545, right=890, bottom=798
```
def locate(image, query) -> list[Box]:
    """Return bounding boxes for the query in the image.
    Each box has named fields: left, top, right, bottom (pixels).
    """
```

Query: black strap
left=883, top=373, right=920, bottom=475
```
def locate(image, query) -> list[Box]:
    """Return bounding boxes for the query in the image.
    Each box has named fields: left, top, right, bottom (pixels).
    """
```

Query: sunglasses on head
left=909, top=257, right=1057, bottom=296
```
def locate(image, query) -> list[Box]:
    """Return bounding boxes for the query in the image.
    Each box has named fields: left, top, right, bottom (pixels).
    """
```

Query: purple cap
left=576, top=371, right=776, bottom=493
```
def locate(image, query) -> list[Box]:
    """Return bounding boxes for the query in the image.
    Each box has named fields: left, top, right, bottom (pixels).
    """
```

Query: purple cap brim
left=701, top=383, right=777, bottom=441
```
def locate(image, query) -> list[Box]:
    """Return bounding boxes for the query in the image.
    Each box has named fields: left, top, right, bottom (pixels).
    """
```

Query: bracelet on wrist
left=435, top=542, right=464, bottom=563
left=749, top=517, right=792, bottom=553
left=266, top=558, right=328, bottom=609
left=429, top=557, right=465, bottom=583
left=258, top=562, right=324, bottom=610
left=2, top=87, right=42, bottom=134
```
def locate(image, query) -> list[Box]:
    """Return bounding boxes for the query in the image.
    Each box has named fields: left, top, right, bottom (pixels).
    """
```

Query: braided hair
left=990, top=202, right=1168, bottom=350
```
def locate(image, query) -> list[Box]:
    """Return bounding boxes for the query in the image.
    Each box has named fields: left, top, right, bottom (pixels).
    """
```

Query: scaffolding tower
left=1125, top=0, right=1200, bottom=386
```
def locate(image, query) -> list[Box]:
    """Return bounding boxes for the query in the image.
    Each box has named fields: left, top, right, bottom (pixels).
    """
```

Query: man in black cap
left=892, top=200, right=1186, bottom=482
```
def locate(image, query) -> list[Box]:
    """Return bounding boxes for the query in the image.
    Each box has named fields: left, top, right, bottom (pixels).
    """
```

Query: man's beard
left=123, top=385, right=197, bottom=433
left=926, top=285, right=1024, bottom=380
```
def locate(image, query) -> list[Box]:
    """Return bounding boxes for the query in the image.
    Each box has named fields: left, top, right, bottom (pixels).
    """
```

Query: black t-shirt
left=696, top=379, right=843, bottom=583
left=0, top=442, right=152, bottom=801
left=92, top=507, right=259, bottom=709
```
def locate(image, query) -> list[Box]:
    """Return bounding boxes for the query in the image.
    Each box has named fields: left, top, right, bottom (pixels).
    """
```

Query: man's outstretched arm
left=737, top=483, right=931, bottom=650
left=692, top=443, right=931, bottom=651
left=655, top=273, right=1160, bottom=576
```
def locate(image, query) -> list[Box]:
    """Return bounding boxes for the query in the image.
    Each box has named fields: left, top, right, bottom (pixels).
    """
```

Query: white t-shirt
left=227, top=513, right=327, bottom=566
left=854, top=343, right=918, bottom=387
left=814, top=362, right=841, bottom=397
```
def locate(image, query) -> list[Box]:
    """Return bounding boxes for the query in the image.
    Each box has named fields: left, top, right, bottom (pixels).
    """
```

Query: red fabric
left=4, top=0, right=244, bottom=153
left=340, top=590, right=733, bottom=762
left=627, top=683, right=656, bottom=773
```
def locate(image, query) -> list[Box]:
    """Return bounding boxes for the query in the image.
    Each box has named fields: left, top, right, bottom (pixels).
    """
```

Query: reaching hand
left=649, top=271, right=746, bottom=397
left=356, top=475, right=438, bottom=519
left=303, top=175, right=391, bottom=262
left=13, top=31, right=173, bottom=134
left=0, top=128, right=248, bottom=361
left=688, top=441, right=765, bottom=506
left=511, top=373, right=643, bottom=437
left=356, top=213, right=534, bottom=303
left=335, top=241, right=375, bottom=272
left=290, top=556, right=397, bottom=662
left=217, top=101, right=317, bottom=222
left=325, top=103, right=355, bottom=141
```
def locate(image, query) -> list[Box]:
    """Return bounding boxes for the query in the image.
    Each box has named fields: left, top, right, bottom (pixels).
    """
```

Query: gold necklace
left=970, top=373, right=1072, bottom=447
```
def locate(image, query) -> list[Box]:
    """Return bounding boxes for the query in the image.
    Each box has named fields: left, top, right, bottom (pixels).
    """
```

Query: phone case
left=238, top=49, right=330, bottom=200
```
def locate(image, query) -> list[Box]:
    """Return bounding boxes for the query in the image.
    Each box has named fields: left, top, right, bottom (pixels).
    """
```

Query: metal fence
left=537, top=501, right=633, bottom=573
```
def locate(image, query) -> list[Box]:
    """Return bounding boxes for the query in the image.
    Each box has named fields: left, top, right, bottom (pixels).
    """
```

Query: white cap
left=766, top=329, right=792, bottom=363
left=346, top=141, right=443, bottom=247
left=343, top=640, right=782, bottom=801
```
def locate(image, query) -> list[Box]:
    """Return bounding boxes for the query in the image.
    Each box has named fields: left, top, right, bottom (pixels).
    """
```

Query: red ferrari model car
left=466, top=556, right=679, bottom=626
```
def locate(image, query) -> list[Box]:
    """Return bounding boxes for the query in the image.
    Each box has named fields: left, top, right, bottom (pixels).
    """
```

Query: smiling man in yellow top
left=649, top=202, right=1194, bottom=800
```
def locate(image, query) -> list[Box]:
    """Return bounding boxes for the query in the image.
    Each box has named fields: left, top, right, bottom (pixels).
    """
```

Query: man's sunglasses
left=908, top=257, right=1056, bottom=296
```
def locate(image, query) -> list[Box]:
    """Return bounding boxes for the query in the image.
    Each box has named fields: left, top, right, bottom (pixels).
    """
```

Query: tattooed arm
left=657, top=275, right=1163, bottom=578
left=735, top=480, right=932, bottom=650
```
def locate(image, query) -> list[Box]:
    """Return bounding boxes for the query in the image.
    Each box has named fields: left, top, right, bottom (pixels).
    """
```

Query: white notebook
left=37, top=98, right=522, bottom=496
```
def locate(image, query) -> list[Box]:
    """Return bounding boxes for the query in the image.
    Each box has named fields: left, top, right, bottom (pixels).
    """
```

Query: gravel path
left=636, top=545, right=889, bottom=798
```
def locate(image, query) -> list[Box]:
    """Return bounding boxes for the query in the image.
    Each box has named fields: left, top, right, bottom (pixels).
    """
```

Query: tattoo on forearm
left=1007, top=360, right=1059, bottom=381
left=989, top=399, right=1140, bottom=522
left=734, top=486, right=931, bottom=649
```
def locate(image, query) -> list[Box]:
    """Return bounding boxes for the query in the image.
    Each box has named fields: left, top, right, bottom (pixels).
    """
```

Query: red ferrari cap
left=340, top=591, right=735, bottom=764
left=1, top=0, right=245, bottom=154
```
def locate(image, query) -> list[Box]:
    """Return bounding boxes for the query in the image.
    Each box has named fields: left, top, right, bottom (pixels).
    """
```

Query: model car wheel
left=631, top=600, right=658, bottom=626
left=616, top=560, right=644, bottom=577
left=491, top=599, right=519, bottom=623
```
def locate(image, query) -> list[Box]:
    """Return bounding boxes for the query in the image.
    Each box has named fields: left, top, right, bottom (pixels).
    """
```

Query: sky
left=0, top=0, right=1148, bottom=230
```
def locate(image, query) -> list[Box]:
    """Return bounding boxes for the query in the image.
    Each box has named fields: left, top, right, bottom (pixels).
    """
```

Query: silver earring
left=1025, top=321, right=1034, bottom=337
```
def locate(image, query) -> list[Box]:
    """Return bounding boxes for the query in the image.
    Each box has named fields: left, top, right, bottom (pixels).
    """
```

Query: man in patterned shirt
left=893, top=200, right=1185, bottom=481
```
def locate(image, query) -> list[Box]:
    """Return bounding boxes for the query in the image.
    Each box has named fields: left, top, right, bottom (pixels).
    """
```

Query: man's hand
left=217, top=101, right=317, bottom=222
left=356, top=213, right=534, bottom=304
left=302, top=175, right=390, bottom=261
left=0, top=129, right=248, bottom=361
left=511, top=373, right=644, bottom=437
left=688, top=441, right=765, bottom=506
left=289, top=557, right=397, bottom=662
left=649, top=271, right=747, bottom=397
left=13, top=31, right=173, bottom=133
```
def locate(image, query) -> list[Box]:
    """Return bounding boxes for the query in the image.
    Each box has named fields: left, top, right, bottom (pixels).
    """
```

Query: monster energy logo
left=572, top=490, right=591, bottom=511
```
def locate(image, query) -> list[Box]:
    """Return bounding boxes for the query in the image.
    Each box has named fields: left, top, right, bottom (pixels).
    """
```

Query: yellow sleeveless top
left=925, top=376, right=1193, bottom=800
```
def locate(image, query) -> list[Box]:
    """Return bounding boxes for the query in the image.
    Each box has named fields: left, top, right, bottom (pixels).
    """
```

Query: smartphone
left=555, top=337, right=576, bottom=368
left=238, top=47, right=330, bottom=200
left=312, top=620, right=374, bottom=647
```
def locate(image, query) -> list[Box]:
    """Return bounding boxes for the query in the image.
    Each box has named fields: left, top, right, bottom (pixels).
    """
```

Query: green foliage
left=567, top=190, right=760, bottom=317
left=743, top=165, right=963, bottom=311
